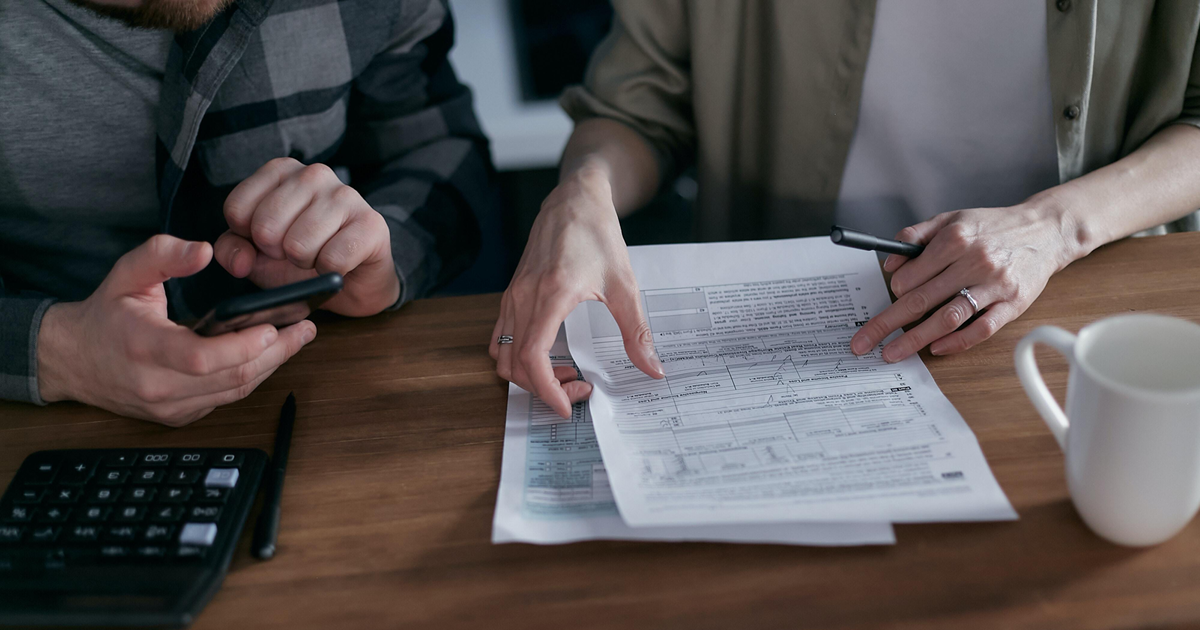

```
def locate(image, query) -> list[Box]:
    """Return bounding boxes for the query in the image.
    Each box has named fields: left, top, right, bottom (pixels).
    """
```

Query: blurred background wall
left=442, top=0, right=696, bottom=295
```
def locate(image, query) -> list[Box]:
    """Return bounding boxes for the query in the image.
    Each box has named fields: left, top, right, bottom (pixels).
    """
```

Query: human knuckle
left=317, top=248, right=351, bottom=273
left=904, top=291, right=930, bottom=317
left=281, top=235, right=312, bottom=264
left=183, top=350, right=209, bottom=375
left=266, top=156, right=299, bottom=172
left=133, top=377, right=167, bottom=404
left=330, top=184, right=362, bottom=208
left=234, top=362, right=258, bottom=387
left=979, top=316, right=1002, bottom=337
left=942, top=304, right=967, bottom=329
left=297, top=163, right=334, bottom=187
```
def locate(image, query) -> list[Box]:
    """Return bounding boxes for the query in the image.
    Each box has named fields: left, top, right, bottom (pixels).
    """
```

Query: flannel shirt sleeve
left=336, top=0, right=490, bottom=307
left=0, top=275, right=57, bottom=404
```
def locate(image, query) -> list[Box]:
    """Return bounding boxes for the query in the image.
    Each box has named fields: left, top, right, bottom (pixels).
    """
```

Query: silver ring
left=497, top=335, right=514, bottom=345
left=958, top=288, right=979, bottom=314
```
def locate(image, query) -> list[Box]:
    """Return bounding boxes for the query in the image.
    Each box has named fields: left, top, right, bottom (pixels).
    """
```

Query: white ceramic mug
left=1014, top=314, right=1200, bottom=546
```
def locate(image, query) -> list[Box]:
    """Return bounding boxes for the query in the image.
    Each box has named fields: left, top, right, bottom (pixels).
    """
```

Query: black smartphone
left=191, top=273, right=344, bottom=337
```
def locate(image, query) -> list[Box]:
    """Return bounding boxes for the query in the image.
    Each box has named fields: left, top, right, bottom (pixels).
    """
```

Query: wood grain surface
left=4, top=232, right=1200, bottom=630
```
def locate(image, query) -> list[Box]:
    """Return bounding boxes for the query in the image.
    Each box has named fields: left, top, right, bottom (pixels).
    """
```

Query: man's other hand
left=214, top=158, right=400, bottom=317
left=37, top=235, right=315, bottom=426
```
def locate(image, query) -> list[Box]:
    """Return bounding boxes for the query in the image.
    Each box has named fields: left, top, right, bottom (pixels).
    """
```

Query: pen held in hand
left=830, top=225, right=925, bottom=258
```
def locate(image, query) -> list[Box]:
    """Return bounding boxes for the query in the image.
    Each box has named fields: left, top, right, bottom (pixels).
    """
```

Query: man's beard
left=66, top=0, right=235, bottom=31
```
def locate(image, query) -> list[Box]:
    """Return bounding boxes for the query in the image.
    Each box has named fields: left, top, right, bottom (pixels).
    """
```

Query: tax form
left=491, top=330, right=895, bottom=545
left=564, top=237, right=1017, bottom=527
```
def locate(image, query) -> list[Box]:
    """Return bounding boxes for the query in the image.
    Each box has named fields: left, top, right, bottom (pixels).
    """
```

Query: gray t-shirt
left=0, top=0, right=171, bottom=301
left=836, top=0, right=1061, bottom=240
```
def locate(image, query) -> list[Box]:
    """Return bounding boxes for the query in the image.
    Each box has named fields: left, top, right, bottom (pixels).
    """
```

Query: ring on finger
left=958, top=287, right=980, bottom=315
left=497, top=335, right=514, bottom=345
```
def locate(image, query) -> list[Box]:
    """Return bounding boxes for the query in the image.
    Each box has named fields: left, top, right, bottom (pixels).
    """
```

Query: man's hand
left=491, top=167, right=665, bottom=419
left=37, top=235, right=315, bottom=426
left=213, top=158, right=400, bottom=317
left=849, top=203, right=1078, bottom=362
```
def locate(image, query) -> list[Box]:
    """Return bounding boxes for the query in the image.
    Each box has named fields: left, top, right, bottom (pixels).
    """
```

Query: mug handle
left=1013, top=326, right=1076, bottom=450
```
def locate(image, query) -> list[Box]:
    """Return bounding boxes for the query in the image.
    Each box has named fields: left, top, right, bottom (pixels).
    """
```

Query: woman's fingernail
left=301, top=325, right=316, bottom=344
left=851, top=337, right=867, bottom=355
left=883, top=346, right=900, bottom=362
left=261, top=328, right=278, bottom=348
left=650, top=353, right=665, bottom=377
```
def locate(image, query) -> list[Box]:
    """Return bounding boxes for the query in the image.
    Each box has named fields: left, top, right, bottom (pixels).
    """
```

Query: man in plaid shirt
left=0, top=0, right=492, bottom=423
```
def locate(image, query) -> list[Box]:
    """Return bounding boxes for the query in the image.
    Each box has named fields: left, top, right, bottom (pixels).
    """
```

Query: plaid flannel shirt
left=0, top=0, right=492, bottom=404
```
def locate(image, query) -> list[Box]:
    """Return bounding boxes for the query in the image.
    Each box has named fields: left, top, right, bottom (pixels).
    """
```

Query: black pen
left=829, top=225, right=925, bottom=258
left=252, top=392, right=296, bottom=560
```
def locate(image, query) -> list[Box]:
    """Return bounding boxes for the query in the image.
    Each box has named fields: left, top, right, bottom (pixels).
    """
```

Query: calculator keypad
left=0, top=449, right=263, bottom=568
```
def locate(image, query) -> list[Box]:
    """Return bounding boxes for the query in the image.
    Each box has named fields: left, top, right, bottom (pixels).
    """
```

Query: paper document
left=564, top=237, right=1017, bottom=527
left=492, top=331, right=895, bottom=545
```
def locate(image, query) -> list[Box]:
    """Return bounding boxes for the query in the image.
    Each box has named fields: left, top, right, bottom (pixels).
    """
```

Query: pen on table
left=829, top=225, right=925, bottom=258
left=252, top=392, right=296, bottom=560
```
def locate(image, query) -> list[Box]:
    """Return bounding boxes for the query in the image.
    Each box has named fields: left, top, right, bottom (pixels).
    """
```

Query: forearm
left=559, top=118, right=663, bottom=217
left=1041, top=124, right=1200, bottom=262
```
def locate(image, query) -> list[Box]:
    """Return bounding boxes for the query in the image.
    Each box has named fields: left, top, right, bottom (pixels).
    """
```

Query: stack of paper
left=493, top=237, right=1015, bottom=545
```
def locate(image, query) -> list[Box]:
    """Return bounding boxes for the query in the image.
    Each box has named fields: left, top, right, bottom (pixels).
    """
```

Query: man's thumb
left=106, top=235, right=212, bottom=295
left=607, top=284, right=665, bottom=379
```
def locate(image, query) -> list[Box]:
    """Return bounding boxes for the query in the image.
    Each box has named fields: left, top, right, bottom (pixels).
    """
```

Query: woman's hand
left=491, top=167, right=665, bottom=419
left=849, top=202, right=1082, bottom=362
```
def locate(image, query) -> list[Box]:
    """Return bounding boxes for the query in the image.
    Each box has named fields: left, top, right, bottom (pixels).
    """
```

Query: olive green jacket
left=562, top=0, right=1200, bottom=241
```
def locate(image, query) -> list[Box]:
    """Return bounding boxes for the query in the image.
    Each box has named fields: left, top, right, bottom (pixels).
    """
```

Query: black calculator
left=0, top=448, right=267, bottom=627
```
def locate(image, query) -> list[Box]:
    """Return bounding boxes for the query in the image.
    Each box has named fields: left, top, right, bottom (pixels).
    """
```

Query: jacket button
left=1063, top=104, right=1080, bottom=120
left=1056, top=0, right=1071, bottom=12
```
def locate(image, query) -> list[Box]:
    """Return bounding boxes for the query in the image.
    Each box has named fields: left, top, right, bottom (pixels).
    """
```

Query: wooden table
left=4, top=232, right=1200, bottom=629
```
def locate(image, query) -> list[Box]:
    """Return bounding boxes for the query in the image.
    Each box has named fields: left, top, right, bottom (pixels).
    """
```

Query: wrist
left=1025, top=187, right=1100, bottom=269
left=36, top=302, right=82, bottom=403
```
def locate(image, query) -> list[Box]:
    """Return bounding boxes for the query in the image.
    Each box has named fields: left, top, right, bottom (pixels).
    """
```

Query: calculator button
left=143, top=524, right=175, bottom=542
left=139, top=453, right=172, bottom=467
left=204, top=468, right=239, bottom=488
left=136, top=546, right=166, bottom=559
left=79, top=506, right=110, bottom=522
left=25, top=462, right=57, bottom=485
left=13, top=487, right=44, bottom=503
left=179, top=523, right=217, bottom=546
left=133, top=469, right=165, bottom=484
left=57, top=460, right=96, bottom=485
left=187, top=506, right=222, bottom=522
left=43, top=548, right=66, bottom=569
left=4, top=506, right=33, bottom=522
left=113, top=506, right=146, bottom=522
left=175, top=545, right=208, bottom=561
left=0, top=526, right=23, bottom=542
left=198, top=488, right=229, bottom=503
left=125, top=487, right=155, bottom=503
left=38, top=507, right=70, bottom=523
left=48, top=487, right=80, bottom=503
left=105, top=525, right=138, bottom=541
left=97, top=469, right=130, bottom=485
left=167, top=468, right=201, bottom=485
left=99, top=545, right=131, bottom=560
left=161, top=488, right=192, bottom=503
left=150, top=506, right=184, bottom=523
left=176, top=452, right=206, bottom=466
left=212, top=453, right=244, bottom=467
left=90, top=488, right=120, bottom=503
left=66, top=525, right=100, bottom=542
left=104, top=453, right=136, bottom=467
left=29, top=526, right=60, bottom=543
